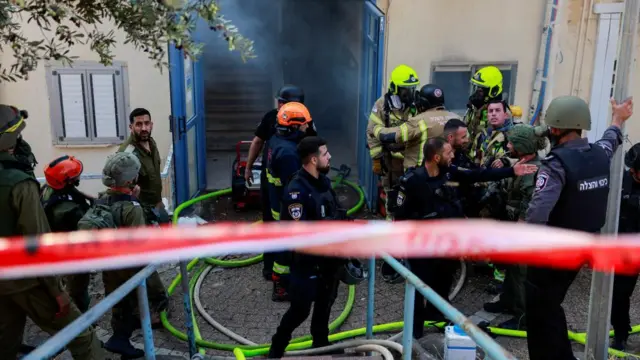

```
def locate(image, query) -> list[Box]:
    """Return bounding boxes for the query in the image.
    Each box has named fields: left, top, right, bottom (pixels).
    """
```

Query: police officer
left=0, top=105, right=103, bottom=359
left=267, top=102, right=313, bottom=301
left=524, top=96, right=633, bottom=360
left=480, top=124, right=546, bottom=330
left=118, top=107, right=168, bottom=325
left=374, top=84, right=459, bottom=171
left=244, top=85, right=310, bottom=280
left=610, top=146, right=640, bottom=351
left=268, top=136, right=347, bottom=358
left=40, top=155, right=94, bottom=312
left=367, top=64, right=420, bottom=219
left=393, top=137, right=538, bottom=339
left=98, top=152, right=150, bottom=358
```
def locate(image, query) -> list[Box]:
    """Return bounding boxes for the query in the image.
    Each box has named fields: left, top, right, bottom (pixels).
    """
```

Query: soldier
left=0, top=104, right=103, bottom=359
left=367, top=64, right=420, bottom=219
left=524, top=96, right=632, bottom=360
left=88, top=152, right=149, bottom=358
left=374, top=84, right=459, bottom=171
left=117, top=107, right=168, bottom=325
left=40, top=155, right=94, bottom=312
left=480, top=124, right=546, bottom=330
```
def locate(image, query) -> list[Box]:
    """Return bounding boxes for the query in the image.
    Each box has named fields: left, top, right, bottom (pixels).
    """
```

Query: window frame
left=430, top=61, right=519, bottom=115
left=45, top=60, right=131, bottom=146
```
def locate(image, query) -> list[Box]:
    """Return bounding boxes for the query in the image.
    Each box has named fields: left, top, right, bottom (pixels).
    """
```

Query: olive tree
left=0, top=0, right=255, bottom=82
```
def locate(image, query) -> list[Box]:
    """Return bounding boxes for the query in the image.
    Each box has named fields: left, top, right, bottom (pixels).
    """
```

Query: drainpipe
left=529, top=0, right=562, bottom=125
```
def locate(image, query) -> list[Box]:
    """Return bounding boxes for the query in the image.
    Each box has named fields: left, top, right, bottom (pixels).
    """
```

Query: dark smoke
left=197, top=0, right=365, bottom=168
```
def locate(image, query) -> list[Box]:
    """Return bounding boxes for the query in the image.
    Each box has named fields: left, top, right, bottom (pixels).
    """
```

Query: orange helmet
left=277, top=102, right=312, bottom=127
left=44, top=155, right=84, bottom=190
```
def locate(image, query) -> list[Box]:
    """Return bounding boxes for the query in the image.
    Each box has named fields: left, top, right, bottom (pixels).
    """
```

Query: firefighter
left=0, top=105, right=103, bottom=360
left=40, top=155, right=94, bottom=312
left=268, top=136, right=348, bottom=358
left=465, top=66, right=504, bottom=138
left=118, top=107, right=168, bottom=325
left=524, top=96, right=632, bottom=360
left=393, top=137, right=538, bottom=339
left=267, top=102, right=313, bottom=301
left=367, top=64, right=420, bottom=219
left=244, top=85, right=310, bottom=281
left=374, top=84, right=459, bottom=171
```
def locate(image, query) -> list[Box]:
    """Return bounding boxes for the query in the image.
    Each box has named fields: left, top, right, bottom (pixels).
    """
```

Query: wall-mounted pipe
left=529, top=0, right=561, bottom=125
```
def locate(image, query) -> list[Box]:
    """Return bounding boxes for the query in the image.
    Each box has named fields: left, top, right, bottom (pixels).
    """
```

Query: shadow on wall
left=196, top=0, right=364, bottom=163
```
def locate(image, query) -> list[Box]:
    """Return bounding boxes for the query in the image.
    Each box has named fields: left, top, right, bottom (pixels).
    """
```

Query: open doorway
left=198, top=0, right=364, bottom=190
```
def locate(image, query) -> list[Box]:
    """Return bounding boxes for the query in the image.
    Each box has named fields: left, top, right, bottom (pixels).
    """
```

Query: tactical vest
left=267, top=133, right=303, bottom=220
left=547, top=144, right=609, bottom=233
left=0, top=160, right=38, bottom=236
left=41, top=186, right=92, bottom=233
left=397, top=167, right=464, bottom=220
left=290, top=172, right=343, bottom=276
left=0, top=160, right=43, bottom=295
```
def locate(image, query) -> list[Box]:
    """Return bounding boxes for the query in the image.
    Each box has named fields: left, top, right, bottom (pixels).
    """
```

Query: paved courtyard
left=23, top=195, right=640, bottom=359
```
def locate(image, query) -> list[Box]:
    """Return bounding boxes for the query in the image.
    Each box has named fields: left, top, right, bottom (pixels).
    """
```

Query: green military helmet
left=0, top=105, right=27, bottom=151
left=544, top=96, right=591, bottom=131
left=508, top=124, right=548, bottom=155
left=102, top=152, right=141, bottom=187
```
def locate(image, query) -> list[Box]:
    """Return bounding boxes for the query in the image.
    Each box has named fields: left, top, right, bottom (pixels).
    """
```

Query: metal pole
left=382, top=255, right=516, bottom=360
left=180, top=262, right=198, bottom=357
left=402, top=281, right=415, bottom=360
left=25, top=265, right=158, bottom=360
left=366, top=257, right=376, bottom=339
left=585, top=1, right=640, bottom=358
left=136, top=281, right=157, bottom=360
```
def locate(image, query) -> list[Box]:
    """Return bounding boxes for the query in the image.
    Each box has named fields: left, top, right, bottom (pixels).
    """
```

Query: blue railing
left=24, top=254, right=516, bottom=359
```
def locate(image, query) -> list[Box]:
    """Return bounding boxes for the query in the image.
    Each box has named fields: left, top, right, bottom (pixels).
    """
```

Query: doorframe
left=587, top=3, right=622, bottom=142
left=357, top=0, right=386, bottom=210
left=169, top=45, right=189, bottom=205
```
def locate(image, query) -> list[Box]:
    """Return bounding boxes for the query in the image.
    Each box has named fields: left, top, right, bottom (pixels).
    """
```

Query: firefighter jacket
left=376, top=108, right=458, bottom=170
left=266, top=131, right=306, bottom=220
left=366, top=95, right=413, bottom=161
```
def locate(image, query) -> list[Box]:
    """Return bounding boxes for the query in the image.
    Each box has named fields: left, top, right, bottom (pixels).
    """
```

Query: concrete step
left=206, top=130, right=255, bottom=151
left=206, top=113, right=265, bottom=131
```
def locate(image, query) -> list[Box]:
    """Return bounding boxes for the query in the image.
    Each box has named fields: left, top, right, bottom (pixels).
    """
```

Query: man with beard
left=268, top=136, right=347, bottom=358
left=117, top=107, right=168, bottom=327
left=393, top=137, right=538, bottom=339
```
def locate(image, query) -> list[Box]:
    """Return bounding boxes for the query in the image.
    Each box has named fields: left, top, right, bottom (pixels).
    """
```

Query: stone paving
left=22, top=195, right=640, bottom=359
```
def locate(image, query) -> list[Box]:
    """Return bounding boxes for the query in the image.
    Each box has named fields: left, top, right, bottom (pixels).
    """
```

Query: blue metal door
left=169, top=45, right=207, bottom=206
left=358, top=0, right=385, bottom=210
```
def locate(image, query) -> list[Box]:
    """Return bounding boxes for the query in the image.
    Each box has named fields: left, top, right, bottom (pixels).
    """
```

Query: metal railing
left=23, top=252, right=516, bottom=360
left=35, top=145, right=176, bottom=211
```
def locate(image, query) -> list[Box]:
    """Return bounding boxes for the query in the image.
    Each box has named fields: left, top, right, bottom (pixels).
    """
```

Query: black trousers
left=408, top=258, right=458, bottom=338
left=525, top=266, right=578, bottom=360
left=611, top=273, right=639, bottom=342
left=269, top=274, right=340, bottom=358
left=261, top=171, right=275, bottom=276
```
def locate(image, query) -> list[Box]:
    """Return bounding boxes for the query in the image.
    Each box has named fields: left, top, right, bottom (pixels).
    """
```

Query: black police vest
left=619, top=172, right=640, bottom=234
left=294, top=173, right=339, bottom=220
left=547, top=144, right=609, bottom=233
left=400, top=167, right=465, bottom=220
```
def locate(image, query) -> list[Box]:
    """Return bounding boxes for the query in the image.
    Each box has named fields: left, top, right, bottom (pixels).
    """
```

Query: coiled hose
left=160, top=177, right=640, bottom=359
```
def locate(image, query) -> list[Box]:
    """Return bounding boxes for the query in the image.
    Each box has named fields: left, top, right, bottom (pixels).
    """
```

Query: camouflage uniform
left=0, top=104, right=103, bottom=360
left=482, top=125, right=545, bottom=329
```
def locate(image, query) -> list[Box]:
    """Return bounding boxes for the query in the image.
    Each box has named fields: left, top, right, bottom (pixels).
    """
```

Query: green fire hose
left=159, top=176, right=640, bottom=359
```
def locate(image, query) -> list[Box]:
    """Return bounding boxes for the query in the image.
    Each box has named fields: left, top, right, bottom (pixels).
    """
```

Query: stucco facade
left=0, top=21, right=172, bottom=197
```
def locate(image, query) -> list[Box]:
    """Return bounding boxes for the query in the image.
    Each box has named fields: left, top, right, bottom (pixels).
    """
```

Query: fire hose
left=158, top=182, right=640, bottom=359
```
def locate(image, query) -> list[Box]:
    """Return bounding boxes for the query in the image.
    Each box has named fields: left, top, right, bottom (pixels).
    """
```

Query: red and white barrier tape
left=1, top=220, right=639, bottom=279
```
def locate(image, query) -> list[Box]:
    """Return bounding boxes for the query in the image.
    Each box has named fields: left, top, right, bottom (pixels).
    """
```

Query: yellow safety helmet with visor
left=470, top=66, right=503, bottom=100
left=388, top=64, right=420, bottom=108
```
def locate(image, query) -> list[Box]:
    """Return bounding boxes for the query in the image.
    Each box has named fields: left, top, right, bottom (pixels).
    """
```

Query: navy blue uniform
left=395, top=164, right=516, bottom=338
left=268, top=169, right=346, bottom=358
